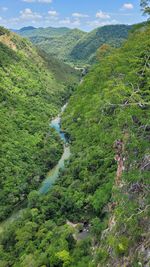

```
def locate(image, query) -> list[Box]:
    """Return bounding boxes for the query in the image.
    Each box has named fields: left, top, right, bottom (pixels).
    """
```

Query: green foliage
left=95, top=248, right=109, bottom=264
left=0, top=29, right=78, bottom=220
left=0, top=23, right=149, bottom=267
left=16, top=25, right=131, bottom=65
left=70, top=24, right=131, bottom=63
left=17, top=27, right=86, bottom=65
left=61, top=23, right=150, bottom=265
left=109, top=235, right=130, bottom=256
left=91, top=181, right=113, bottom=213
left=37, top=49, right=80, bottom=85
left=91, top=217, right=106, bottom=236
left=19, top=26, right=71, bottom=38
left=27, top=191, right=40, bottom=208
left=56, top=250, right=71, bottom=267
left=0, top=26, right=9, bottom=36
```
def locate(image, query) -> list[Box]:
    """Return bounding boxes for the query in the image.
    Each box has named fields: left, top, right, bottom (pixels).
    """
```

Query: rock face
left=114, top=139, right=125, bottom=186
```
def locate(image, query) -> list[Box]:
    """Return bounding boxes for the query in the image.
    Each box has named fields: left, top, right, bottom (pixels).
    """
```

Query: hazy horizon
left=0, top=0, right=148, bottom=31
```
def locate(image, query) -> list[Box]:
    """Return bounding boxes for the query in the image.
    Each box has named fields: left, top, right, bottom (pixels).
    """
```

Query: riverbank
left=0, top=103, right=71, bottom=233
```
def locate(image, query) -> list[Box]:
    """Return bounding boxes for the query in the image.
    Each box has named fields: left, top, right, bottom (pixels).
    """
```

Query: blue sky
left=0, top=0, right=147, bottom=31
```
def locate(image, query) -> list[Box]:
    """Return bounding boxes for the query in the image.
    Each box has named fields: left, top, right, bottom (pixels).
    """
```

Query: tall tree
left=140, top=0, right=150, bottom=15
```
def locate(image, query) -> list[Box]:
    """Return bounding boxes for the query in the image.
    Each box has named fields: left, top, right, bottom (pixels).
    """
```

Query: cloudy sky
left=0, top=0, right=146, bottom=31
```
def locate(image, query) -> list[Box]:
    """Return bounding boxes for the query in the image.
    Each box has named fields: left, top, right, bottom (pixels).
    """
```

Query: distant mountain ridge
left=70, top=24, right=132, bottom=63
left=12, top=24, right=132, bottom=65
left=20, top=26, right=37, bottom=31
left=10, top=26, right=36, bottom=33
left=13, top=26, right=86, bottom=65
left=0, top=26, right=79, bottom=220
left=1, top=22, right=149, bottom=267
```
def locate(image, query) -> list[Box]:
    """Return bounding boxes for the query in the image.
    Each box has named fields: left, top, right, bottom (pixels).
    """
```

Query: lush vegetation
left=16, top=25, right=131, bottom=65
left=17, top=27, right=86, bottom=65
left=70, top=24, right=131, bottom=64
left=0, top=26, right=79, bottom=221
left=0, top=22, right=149, bottom=267
left=17, top=26, right=71, bottom=38
left=140, top=0, right=150, bottom=15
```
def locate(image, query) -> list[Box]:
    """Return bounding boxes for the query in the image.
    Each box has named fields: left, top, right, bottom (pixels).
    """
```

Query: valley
left=0, top=102, right=70, bottom=234
left=15, top=24, right=131, bottom=65
left=0, top=3, right=150, bottom=266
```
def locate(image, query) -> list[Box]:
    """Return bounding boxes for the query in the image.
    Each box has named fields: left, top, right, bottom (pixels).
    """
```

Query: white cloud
left=23, top=0, right=52, bottom=3
left=22, top=0, right=36, bottom=2
left=96, top=10, right=110, bottom=19
left=72, top=19, right=81, bottom=26
left=72, top=12, right=89, bottom=18
left=58, top=17, right=81, bottom=28
left=20, top=8, right=42, bottom=20
left=21, top=8, right=32, bottom=14
left=48, top=10, right=58, bottom=16
left=38, top=0, right=52, bottom=3
left=59, top=17, right=71, bottom=25
left=87, top=19, right=118, bottom=28
left=122, top=3, right=134, bottom=9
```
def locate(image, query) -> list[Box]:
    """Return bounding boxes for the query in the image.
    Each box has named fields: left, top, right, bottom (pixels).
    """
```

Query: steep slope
left=0, top=26, right=78, bottom=221
left=17, top=27, right=86, bottom=64
left=62, top=22, right=150, bottom=266
left=11, top=26, right=37, bottom=34
left=70, top=24, right=132, bottom=63
left=16, top=25, right=131, bottom=65
left=0, top=23, right=149, bottom=267
left=36, top=29, right=86, bottom=64
left=36, top=49, right=79, bottom=85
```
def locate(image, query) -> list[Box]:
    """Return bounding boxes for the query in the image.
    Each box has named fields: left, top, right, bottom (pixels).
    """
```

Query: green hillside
left=0, top=22, right=149, bottom=267
left=19, top=26, right=71, bottom=38
left=36, top=49, right=79, bottom=85
left=16, top=25, right=131, bottom=65
left=70, top=24, right=132, bottom=63
left=0, top=26, right=78, bottom=221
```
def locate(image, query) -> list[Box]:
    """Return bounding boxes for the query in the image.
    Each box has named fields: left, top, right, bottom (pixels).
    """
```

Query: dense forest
left=0, top=26, right=79, bottom=221
left=16, top=24, right=131, bottom=65
left=0, top=20, right=149, bottom=267
left=16, top=26, right=86, bottom=65
left=70, top=24, right=131, bottom=63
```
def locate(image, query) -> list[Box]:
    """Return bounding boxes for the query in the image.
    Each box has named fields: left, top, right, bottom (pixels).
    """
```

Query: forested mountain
left=18, top=26, right=71, bottom=37
left=0, top=22, right=149, bottom=267
left=70, top=24, right=132, bottom=63
left=11, top=26, right=37, bottom=34
left=0, top=26, right=79, bottom=221
left=15, top=24, right=131, bottom=65
left=16, top=26, right=86, bottom=64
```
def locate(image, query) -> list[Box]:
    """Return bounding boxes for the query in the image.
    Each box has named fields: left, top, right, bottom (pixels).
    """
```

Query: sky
left=0, top=0, right=147, bottom=31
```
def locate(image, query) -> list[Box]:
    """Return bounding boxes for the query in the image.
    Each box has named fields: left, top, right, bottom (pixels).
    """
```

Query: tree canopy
left=0, top=22, right=149, bottom=267
left=141, top=0, right=150, bottom=15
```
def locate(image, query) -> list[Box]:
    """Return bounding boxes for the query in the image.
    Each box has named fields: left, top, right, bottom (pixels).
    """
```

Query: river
left=0, top=103, right=70, bottom=233
left=39, top=103, right=70, bottom=194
